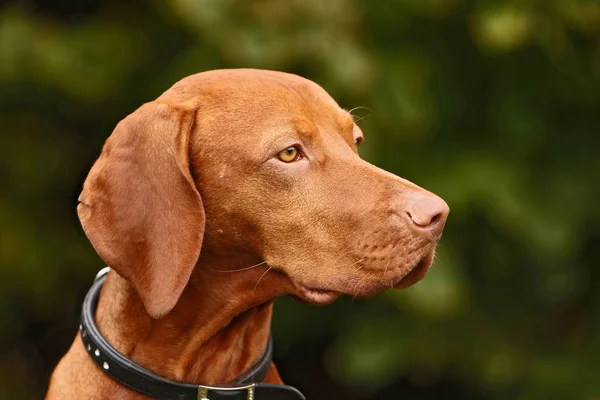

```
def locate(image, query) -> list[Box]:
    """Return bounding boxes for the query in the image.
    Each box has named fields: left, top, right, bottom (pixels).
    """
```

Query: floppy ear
left=77, top=102, right=204, bottom=319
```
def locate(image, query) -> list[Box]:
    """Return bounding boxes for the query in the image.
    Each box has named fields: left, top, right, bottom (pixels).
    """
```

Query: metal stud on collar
left=95, top=266, right=111, bottom=281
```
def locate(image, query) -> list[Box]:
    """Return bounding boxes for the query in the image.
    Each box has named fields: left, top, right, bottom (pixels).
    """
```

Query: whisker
left=347, top=106, right=371, bottom=115
left=351, top=114, right=372, bottom=124
left=210, top=211, right=227, bottom=225
left=353, top=259, right=366, bottom=272
left=330, top=246, right=356, bottom=266
left=212, top=260, right=267, bottom=273
left=347, top=106, right=372, bottom=124
left=383, top=259, right=392, bottom=276
left=253, top=266, right=272, bottom=293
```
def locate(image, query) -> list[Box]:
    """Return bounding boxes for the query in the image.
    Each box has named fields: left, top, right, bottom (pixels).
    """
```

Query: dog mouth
left=289, top=251, right=434, bottom=304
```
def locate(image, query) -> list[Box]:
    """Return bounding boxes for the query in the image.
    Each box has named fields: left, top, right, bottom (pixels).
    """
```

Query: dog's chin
left=287, top=251, right=436, bottom=304
left=290, top=284, right=342, bottom=305
left=393, top=254, right=432, bottom=289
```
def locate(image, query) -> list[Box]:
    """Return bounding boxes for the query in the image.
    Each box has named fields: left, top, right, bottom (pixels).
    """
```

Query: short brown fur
left=47, top=69, right=449, bottom=399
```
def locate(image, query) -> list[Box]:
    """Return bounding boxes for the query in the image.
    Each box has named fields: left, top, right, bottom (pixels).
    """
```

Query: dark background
left=1, top=1, right=599, bottom=399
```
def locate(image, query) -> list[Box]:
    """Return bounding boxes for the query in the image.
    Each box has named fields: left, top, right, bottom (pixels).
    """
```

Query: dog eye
left=277, top=146, right=302, bottom=163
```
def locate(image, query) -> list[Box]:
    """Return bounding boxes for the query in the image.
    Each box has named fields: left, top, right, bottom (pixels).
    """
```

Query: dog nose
left=406, top=195, right=449, bottom=238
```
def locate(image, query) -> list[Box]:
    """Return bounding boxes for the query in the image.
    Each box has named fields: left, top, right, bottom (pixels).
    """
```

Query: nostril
left=406, top=210, right=440, bottom=228
left=406, top=195, right=449, bottom=234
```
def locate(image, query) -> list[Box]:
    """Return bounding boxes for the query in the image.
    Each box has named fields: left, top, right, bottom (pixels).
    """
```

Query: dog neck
left=94, top=254, right=286, bottom=386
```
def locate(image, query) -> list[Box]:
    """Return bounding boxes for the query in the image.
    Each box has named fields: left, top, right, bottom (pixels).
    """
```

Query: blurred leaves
left=0, top=5, right=145, bottom=100
left=1, top=0, right=599, bottom=399
left=471, top=3, right=532, bottom=54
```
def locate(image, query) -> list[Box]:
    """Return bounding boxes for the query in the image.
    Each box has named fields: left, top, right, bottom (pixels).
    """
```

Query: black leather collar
left=80, top=268, right=305, bottom=400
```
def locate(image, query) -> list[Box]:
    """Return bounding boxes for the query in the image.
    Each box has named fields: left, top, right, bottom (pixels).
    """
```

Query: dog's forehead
left=160, top=69, right=353, bottom=132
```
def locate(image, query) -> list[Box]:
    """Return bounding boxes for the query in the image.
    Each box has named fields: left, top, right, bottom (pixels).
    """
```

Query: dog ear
left=77, top=102, right=204, bottom=319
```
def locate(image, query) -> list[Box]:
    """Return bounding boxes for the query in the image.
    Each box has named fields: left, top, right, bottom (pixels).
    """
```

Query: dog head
left=78, top=69, right=448, bottom=318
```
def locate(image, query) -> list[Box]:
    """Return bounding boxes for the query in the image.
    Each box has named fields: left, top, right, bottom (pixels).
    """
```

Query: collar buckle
left=198, top=383, right=255, bottom=400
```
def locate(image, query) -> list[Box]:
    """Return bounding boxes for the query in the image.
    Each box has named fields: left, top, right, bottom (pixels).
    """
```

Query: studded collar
left=79, top=268, right=305, bottom=400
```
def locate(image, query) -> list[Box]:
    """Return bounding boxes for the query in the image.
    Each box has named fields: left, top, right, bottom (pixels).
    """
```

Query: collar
left=79, top=267, right=305, bottom=400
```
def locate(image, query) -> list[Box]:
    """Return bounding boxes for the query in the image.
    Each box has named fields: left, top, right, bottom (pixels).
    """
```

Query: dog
left=46, top=69, right=448, bottom=399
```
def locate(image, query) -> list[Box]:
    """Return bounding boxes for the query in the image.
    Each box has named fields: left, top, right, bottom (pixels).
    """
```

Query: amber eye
left=277, top=146, right=301, bottom=163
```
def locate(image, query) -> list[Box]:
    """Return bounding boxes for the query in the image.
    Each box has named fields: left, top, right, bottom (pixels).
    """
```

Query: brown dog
left=46, top=69, right=448, bottom=399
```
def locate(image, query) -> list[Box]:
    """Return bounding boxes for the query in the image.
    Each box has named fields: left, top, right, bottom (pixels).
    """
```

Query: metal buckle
left=197, top=383, right=256, bottom=400
left=94, top=266, right=111, bottom=282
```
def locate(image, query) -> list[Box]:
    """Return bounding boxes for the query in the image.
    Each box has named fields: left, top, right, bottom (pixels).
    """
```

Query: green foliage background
left=1, top=1, right=599, bottom=399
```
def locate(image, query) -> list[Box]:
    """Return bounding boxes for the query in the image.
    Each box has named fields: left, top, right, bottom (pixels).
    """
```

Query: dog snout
left=405, top=194, right=449, bottom=238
